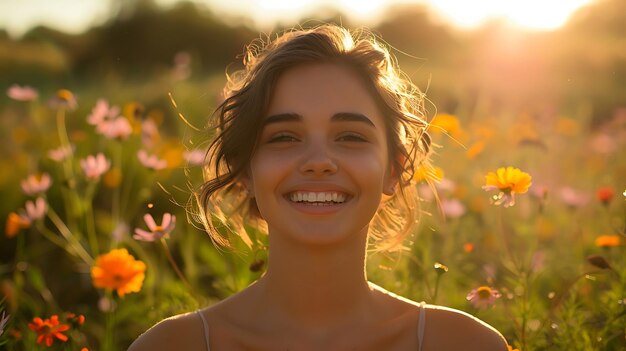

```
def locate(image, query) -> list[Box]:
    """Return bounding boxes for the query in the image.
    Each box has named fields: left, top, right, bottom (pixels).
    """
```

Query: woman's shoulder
left=421, top=303, right=508, bottom=350
left=127, top=310, right=207, bottom=351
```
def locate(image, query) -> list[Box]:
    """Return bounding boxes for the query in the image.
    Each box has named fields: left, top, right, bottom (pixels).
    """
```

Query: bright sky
left=0, top=0, right=594, bottom=38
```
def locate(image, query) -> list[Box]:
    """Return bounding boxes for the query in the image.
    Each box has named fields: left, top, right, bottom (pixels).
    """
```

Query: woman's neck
left=254, top=228, right=374, bottom=330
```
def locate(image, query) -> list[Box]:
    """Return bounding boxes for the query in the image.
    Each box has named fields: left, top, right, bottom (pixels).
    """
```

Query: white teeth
left=288, top=191, right=347, bottom=204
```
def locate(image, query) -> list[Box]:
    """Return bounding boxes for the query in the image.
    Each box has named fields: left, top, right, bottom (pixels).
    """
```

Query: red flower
left=28, top=315, right=70, bottom=347
left=596, top=186, right=614, bottom=205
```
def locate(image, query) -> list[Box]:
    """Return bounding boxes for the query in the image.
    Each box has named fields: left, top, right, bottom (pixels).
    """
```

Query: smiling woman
left=128, top=24, right=508, bottom=351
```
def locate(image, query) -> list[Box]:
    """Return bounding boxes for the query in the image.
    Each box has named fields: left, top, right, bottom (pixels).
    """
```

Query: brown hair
left=193, top=24, right=431, bottom=251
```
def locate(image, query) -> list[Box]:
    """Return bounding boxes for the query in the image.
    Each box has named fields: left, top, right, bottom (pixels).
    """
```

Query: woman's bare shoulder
left=127, top=310, right=206, bottom=351
left=423, top=304, right=508, bottom=350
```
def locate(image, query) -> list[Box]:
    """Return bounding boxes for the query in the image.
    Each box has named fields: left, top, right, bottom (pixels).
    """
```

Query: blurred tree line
left=0, top=0, right=624, bottom=123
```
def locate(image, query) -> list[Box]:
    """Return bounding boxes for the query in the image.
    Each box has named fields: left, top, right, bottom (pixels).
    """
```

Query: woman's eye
left=337, top=133, right=367, bottom=142
left=267, top=133, right=299, bottom=143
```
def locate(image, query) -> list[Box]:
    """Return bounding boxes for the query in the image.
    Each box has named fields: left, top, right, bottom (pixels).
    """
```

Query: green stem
left=46, top=207, right=93, bottom=265
left=160, top=239, right=197, bottom=301
left=432, top=274, right=442, bottom=304
left=85, top=181, right=100, bottom=256
left=102, top=292, right=116, bottom=351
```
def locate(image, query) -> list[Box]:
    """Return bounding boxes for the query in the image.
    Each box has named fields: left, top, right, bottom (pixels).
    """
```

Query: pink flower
left=24, top=197, right=47, bottom=220
left=48, top=89, right=77, bottom=110
left=48, top=144, right=74, bottom=162
left=466, top=286, right=501, bottom=309
left=141, top=119, right=160, bottom=147
left=137, top=150, right=167, bottom=170
left=21, top=173, right=52, bottom=196
left=183, top=149, right=206, bottom=166
left=7, top=84, right=39, bottom=101
left=134, top=213, right=176, bottom=242
left=80, top=153, right=111, bottom=179
left=96, top=117, right=132, bottom=140
left=441, top=198, right=466, bottom=218
left=87, top=99, right=120, bottom=126
left=559, top=186, right=589, bottom=208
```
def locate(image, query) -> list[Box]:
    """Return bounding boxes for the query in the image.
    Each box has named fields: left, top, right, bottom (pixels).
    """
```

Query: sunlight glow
left=427, top=0, right=593, bottom=30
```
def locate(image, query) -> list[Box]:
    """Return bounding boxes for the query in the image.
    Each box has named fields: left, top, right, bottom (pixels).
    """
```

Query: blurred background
left=1, top=0, right=624, bottom=120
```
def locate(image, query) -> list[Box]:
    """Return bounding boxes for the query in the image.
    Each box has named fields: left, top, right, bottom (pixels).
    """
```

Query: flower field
left=1, top=2, right=625, bottom=349
left=0, top=75, right=623, bottom=350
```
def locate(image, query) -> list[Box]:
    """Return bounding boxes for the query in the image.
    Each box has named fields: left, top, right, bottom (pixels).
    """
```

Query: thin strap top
left=196, top=302, right=427, bottom=351
left=418, top=301, right=426, bottom=351
left=197, top=310, right=211, bottom=351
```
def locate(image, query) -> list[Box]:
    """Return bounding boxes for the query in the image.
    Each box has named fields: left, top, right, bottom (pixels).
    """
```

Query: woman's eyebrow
left=262, top=113, right=301, bottom=127
left=262, top=112, right=376, bottom=127
left=331, top=112, right=375, bottom=127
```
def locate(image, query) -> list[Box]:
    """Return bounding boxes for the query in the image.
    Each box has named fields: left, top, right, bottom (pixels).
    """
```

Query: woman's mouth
left=287, top=191, right=348, bottom=205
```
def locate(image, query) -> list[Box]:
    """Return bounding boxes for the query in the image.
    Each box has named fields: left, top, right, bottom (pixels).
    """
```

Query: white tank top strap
left=418, top=301, right=426, bottom=351
left=196, top=310, right=211, bottom=351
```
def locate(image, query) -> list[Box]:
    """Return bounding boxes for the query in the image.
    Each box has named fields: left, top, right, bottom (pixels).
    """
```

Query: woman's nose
left=298, top=142, right=338, bottom=175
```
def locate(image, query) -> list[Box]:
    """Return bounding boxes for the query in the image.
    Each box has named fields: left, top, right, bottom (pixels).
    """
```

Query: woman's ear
left=383, top=153, right=405, bottom=196
left=240, top=172, right=255, bottom=198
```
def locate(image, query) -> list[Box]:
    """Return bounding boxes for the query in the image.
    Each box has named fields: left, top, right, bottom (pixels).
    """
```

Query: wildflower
left=20, top=173, right=52, bottom=196
left=428, top=113, right=465, bottom=140
left=466, top=286, right=501, bottom=309
left=24, top=197, right=47, bottom=220
left=87, top=99, right=120, bottom=126
left=507, top=345, right=521, bottom=351
left=434, top=262, right=448, bottom=274
left=465, top=140, right=485, bottom=159
left=7, top=84, right=38, bottom=101
left=463, top=242, right=475, bottom=253
left=141, top=118, right=161, bottom=147
left=596, top=186, right=614, bottom=205
left=587, top=255, right=612, bottom=270
left=5, top=212, right=31, bottom=238
left=80, top=153, right=111, bottom=180
left=183, top=149, right=206, bottom=166
left=103, top=168, right=123, bottom=188
left=0, top=310, right=10, bottom=336
left=96, top=117, right=133, bottom=140
left=65, top=312, right=85, bottom=328
left=91, top=248, right=146, bottom=297
left=413, top=164, right=444, bottom=183
left=137, top=150, right=167, bottom=170
left=134, top=213, right=176, bottom=242
left=594, top=235, right=621, bottom=248
left=440, top=198, right=466, bottom=218
left=28, top=315, right=70, bottom=347
left=48, top=144, right=74, bottom=162
left=482, top=167, right=532, bottom=207
left=559, top=186, right=589, bottom=208
left=49, top=89, right=77, bottom=110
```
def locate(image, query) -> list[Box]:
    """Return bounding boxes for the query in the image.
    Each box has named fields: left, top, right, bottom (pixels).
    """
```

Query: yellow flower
left=482, top=167, right=532, bottom=207
left=594, top=235, right=621, bottom=248
left=428, top=113, right=466, bottom=141
left=91, top=249, right=146, bottom=297
left=466, top=140, right=485, bottom=159
left=413, top=164, right=444, bottom=183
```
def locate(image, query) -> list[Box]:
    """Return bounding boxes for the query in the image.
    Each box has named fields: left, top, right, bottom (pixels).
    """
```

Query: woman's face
left=246, top=63, right=396, bottom=247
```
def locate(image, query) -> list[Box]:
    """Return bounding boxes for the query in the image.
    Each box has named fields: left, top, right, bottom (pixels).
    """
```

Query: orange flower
left=594, top=235, right=621, bottom=248
left=5, top=212, right=31, bottom=238
left=596, top=186, right=614, bottom=205
left=508, top=345, right=521, bottom=351
left=91, top=248, right=146, bottom=297
left=482, top=167, right=532, bottom=207
left=463, top=242, right=475, bottom=253
left=28, top=315, right=70, bottom=347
